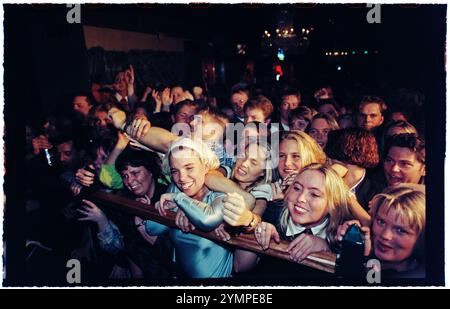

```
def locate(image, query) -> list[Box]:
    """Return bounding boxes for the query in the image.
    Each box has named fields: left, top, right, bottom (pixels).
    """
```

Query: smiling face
left=278, top=139, right=303, bottom=179
left=169, top=148, right=208, bottom=198
left=372, top=205, right=419, bottom=263
left=285, top=170, right=328, bottom=227
left=384, top=146, right=425, bottom=186
left=121, top=165, right=153, bottom=197
left=233, top=143, right=267, bottom=188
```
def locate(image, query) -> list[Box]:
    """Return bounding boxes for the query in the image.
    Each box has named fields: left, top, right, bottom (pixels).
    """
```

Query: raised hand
left=140, top=85, right=153, bottom=102
left=314, top=87, right=332, bottom=100
left=270, top=182, right=284, bottom=201
left=116, top=131, right=130, bottom=149
left=192, top=86, right=203, bottom=100
left=151, top=89, right=162, bottom=103
left=108, top=107, right=127, bottom=130
left=125, top=65, right=135, bottom=85
left=281, top=173, right=297, bottom=193
left=126, top=117, right=151, bottom=140
left=32, top=135, right=52, bottom=155
left=161, top=87, right=172, bottom=106
left=144, top=85, right=152, bottom=96
left=182, top=90, right=194, bottom=102
left=151, top=89, right=163, bottom=112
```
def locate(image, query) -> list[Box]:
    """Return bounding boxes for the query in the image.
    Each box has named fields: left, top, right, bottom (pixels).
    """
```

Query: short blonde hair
left=280, top=130, right=327, bottom=168
left=162, top=137, right=220, bottom=175
left=279, top=163, right=354, bottom=248
left=370, top=184, right=425, bottom=260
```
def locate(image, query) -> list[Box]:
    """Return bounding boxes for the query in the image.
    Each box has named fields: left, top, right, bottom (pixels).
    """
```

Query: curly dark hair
left=325, top=127, right=379, bottom=168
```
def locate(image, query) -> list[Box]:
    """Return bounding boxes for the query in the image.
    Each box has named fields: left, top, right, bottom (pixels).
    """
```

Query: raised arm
left=125, top=65, right=138, bottom=109
left=137, top=126, right=179, bottom=153
left=140, top=86, right=152, bottom=103
left=108, top=107, right=179, bottom=153
left=205, top=170, right=255, bottom=210
left=348, top=195, right=371, bottom=227
left=106, top=131, right=129, bottom=165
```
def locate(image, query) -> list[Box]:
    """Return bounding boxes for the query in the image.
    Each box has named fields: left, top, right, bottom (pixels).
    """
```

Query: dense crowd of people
left=25, top=64, right=426, bottom=283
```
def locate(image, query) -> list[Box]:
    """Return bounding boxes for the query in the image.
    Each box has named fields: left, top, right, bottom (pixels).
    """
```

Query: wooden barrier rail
left=89, top=191, right=337, bottom=274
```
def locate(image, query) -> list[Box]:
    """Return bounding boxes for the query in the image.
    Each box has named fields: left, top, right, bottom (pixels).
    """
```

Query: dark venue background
left=3, top=3, right=446, bottom=286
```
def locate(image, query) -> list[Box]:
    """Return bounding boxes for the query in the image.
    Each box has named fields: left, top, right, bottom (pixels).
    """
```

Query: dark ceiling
left=80, top=3, right=445, bottom=51
left=18, top=3, right=446, bottom=57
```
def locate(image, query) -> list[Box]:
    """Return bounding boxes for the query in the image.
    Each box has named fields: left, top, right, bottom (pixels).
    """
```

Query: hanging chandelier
left=261, top=10, right=314, bottom=56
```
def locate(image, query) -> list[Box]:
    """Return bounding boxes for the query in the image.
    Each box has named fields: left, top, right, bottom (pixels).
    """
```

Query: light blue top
left=144, top=184, right=233, bottom=278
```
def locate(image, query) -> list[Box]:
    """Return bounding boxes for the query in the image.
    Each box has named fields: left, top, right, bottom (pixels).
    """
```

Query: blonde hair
left=162, top=137, right=220, bottom=175
left=197, top=108, right=229, bottom=132
left=280, top=130, right=327, bottom=168
left=279, top=163, right=354, bottom=248
left=232, top=139, right=277, bottom=189
left=370, top=184, right=426, bottom=260
left=310, top=113, right=340, bottom=131
left=385, top=120, right=418, bottom=137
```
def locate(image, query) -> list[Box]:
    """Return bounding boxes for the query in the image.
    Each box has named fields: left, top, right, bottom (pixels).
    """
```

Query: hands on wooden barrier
left=89, top=191, right=336, bottom=273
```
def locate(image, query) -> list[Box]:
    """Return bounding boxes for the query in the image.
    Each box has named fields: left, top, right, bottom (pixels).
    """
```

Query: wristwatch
left=243, top=213, right=261, bottom=233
